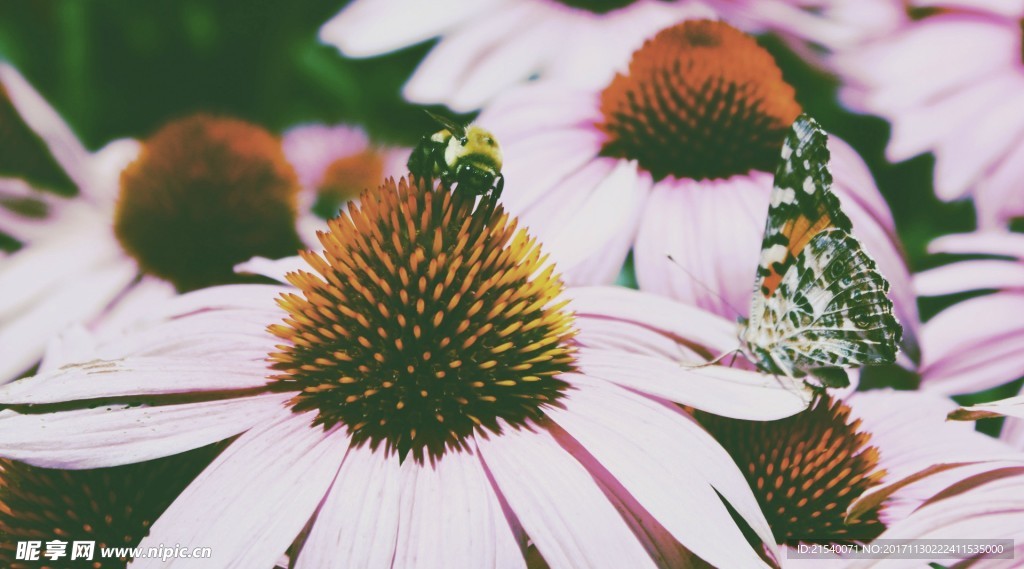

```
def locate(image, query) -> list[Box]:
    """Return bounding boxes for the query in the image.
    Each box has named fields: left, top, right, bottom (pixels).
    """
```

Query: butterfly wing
left=743, top=114, right=901, bottom=379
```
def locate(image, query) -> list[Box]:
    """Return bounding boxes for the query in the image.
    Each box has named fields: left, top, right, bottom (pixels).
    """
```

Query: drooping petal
left=133, top=410, right=350, bottom=569
left=296, top=445, right=524, bottom=569
left=550, top=375, right=777, bottom=568
left=477, top=421, right=657, bottom=569
left=0, top=393, right=290, bottom=468
left=918, top=293, right=1024, bottom=394
left=577, top=349, right=812, bottom=420
left=0, top=356, right=272, bottom=405
left=568, top=286, right=740, bottom=356
left=915, top=260, right=1024, bottom=297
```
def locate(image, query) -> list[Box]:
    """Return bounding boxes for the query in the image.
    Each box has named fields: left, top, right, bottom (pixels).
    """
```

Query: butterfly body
left=738, top=115, right=901, bottom=388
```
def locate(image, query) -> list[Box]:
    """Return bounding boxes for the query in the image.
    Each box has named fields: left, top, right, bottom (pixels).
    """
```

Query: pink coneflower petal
left=319, top=0, right=495, bottom=58
left=497, top=130, right=607, bottom=215
left=282, top=124, right=370, bottom=192
left=837, top=17, right=1015, bottom=112
left=0, top=255, right=136, bottom=382
left=405, top=3, right=552, bottom=111
left=928, top=231, right=1024, bottom=259
left=479, top=83, right=604, bottom=140
left=0, top=62, right=91, bottom=190
left=235, top=255, right=310, bottom=285
left=0, top=393, right=288, bottom=469
left=634, top=173, right=767, bottom=319
left=849, top=390, right=1014, bottom=521
left=477, top=421, right=657, bottom=569
left=578, top=349, right=810, bottom=420
left=133, top=410, right=350, bottom=569
left=550, top=375, right=779, bottom=567
left=530, top=161, right=647, bottom=284
left=0, top=356, right=273, bottom=404
left=919, top=294, right=1024, bottom=394
left=932, top=85, right=1024, bottom=201
left=296, top=445, right=523, bottom=568
left=885, top=74, right=1016, bottom=164
left=856, top=467, right=1024, bottom=569
left=568, top=286, right=739, bottom=354
left=915, top=260, right=1024, bottom=296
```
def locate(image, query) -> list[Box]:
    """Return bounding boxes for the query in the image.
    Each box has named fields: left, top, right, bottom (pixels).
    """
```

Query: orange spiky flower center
left=0, top=447, right=219, bottom=569
left=598, top=20, right=802, bottom=181
left=697, top=397, right=886, bottom=545
left=269, top=177, right=577, bottom=462
left=114, top=114, right=303, bottom=292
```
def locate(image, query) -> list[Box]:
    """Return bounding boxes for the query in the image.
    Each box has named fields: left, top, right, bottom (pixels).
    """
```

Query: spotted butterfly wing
left=740, top=114, right=901, bottom=387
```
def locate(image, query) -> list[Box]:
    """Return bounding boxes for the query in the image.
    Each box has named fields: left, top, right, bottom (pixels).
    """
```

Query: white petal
left=550, top=375, right=776, bottom=568
left=919, top=293, right=1024, bottom=394
left=134, top=410, right=350, bottom=569
left=477, top=422, right=656, bottom=569
left=914, top=260, right=1024, bottom=296
left=0, top=393, right=290, bottom=468
left=0, top=254, right=136, bottom=383
left=577, top=349, right=812, bottom=420
left=951, top=395, right=1024, bottom=421
left=0, top=63, right=91, bottom=189
left=319, top=0, right=501, bottom=58
left=0, top=356, right=271, bottom=404
left=235, top=255, right=306, bottom=284
left=568, top=286, right=741, bottom=356
left=927, top=230, right=1024, bottom=259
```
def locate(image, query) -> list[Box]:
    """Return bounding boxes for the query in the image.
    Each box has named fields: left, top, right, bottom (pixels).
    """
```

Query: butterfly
left=737, top=114, right=902, bottom=389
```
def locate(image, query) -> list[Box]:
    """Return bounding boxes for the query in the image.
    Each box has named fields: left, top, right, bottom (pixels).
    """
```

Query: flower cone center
left=0, top=447, right=218, bottom=569
left=696, top=397, right=886, bottom=545
left=269, top=177, right=577, bottom=462
left=598, top=20, right=802, bottom=181
left=114, top=114, right=304, bottom=292
left=0, top=84, right=75, bottom=195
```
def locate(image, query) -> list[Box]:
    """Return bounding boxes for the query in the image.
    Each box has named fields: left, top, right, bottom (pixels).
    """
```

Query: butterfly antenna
left=665, top=254, right=746, bottom=320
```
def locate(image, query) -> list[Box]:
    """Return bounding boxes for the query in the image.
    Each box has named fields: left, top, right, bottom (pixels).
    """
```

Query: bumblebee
left=407, top=111, right=504, bottom=200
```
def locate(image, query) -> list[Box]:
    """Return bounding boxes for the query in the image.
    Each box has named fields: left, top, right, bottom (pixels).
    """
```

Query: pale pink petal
left=0, top=255, right=136, bottom=382
left=975, top=142, right=1024, bottom=228
left=915, top=260, right=1024, bottom=296
left=83, top=137, right=140, bottom=203
left=477, top=422, right=657, bottom=569
left=0, top=393, right=290, bottom=468
left=919, top=293, right=1024, bottom=393
left=404, top=3, right=548, bottom=112
left=297, top=445, right=525, bottom=569
left=319, top=0, right=501, bottom=58
left=148, top=283, right=288, bottom=318
left=0, top=63, right=91, bottom=190
left=837, top=17, right=1015, bottom=113
left=89, top=275, right=176, bottom=337
left=829, top=137, right=896, bottom=232
left=133, top=410, right=350, bottom=569
left=885, top=73, right=1015, bottom=163
left=235, top=255, right=307, bottom=284
left=577, top=349, right=812, bottom=420
left=933, top=78, right=1024, bottom=201
left=100, top=310, right=279, bottom=361
left=477, top=83, right=604, bottom=140
left=634, top=173, right=768, bottom=320
left=567, top=286, right=739, bottom=355
left=550, top=375, right=777, bottom=568
left=849, top=390, right=1014, bottom=522
left=0, top=223, right=124, bottom=321
left=496, top=129, right=606, bottom=215
left=37, top=324, right=98, bottom=374
left=928, top=231, right=1024, bottom=258
left=0, top=356, right=272, bottom=405
left=535, top=161, right=648, bottom=285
